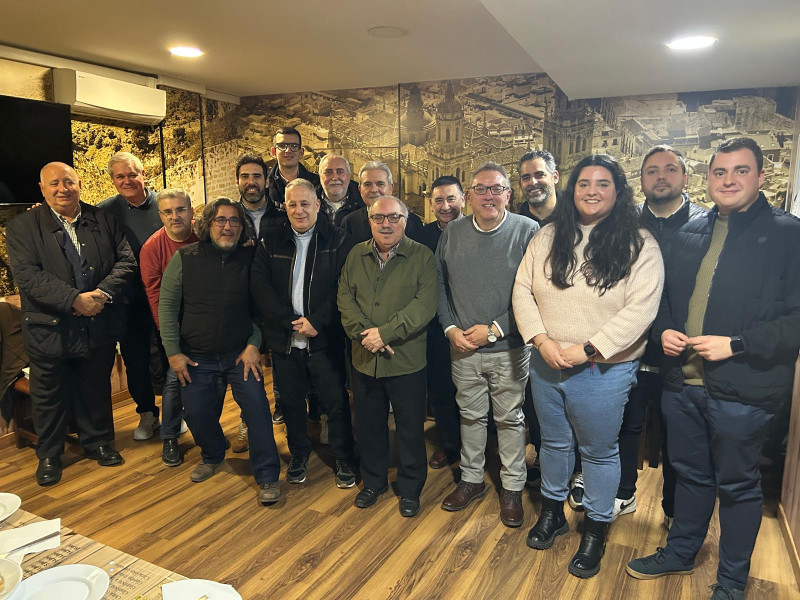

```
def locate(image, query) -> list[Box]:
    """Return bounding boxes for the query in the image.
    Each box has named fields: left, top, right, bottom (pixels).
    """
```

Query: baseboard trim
left=778, top=502, right=800, bottom=589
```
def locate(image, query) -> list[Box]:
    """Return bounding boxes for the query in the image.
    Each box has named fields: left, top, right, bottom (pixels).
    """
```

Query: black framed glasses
left=211, top=216, right=242, bottom=228
left=470, top=184, right=509, bottom=196
left=158, top=207, right=190, bottom=217
left=275, top=142, right=301, bottom=151
left=369, top=213, right=405, bottom=224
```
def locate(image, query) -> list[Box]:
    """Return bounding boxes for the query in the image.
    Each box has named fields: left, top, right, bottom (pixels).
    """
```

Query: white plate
left=161, top=579, right=242, bottom=600
left=0, top=558, right=22, bottom=599
left=16, top=564, right=109, bottom=600
left=0, top=496, right=20, bottom=523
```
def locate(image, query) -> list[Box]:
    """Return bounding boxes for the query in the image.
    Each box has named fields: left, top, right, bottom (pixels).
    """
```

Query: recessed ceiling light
left=368, top=26, right=409, bottom=38
left=666, top=36, right=717, bottom=50
left=169, top=46, right=204, bottom=58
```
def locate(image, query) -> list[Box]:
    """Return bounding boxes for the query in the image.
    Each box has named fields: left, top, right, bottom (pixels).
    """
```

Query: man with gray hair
left=437, top=162, right=539, bottom=527
left=99, top=152, right=163, bottom=441
left=338, top=195, right=437, bottom=517
left=341, top=161, right=423, bottom=243
left=318, top=154, right=363, bottom=226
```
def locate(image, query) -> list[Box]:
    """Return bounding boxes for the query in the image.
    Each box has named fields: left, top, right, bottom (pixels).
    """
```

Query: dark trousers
left=271, top=346, right=354, bottom=462
left=181, top=348, right=280, bottom=484
left=353, top=368, right=427, bottom=499
left=120, top=300, right=158, bottom=417
left=663, top=385, right=775, bottom=591
left=521, top=381, right=541, bottom=451
left=30, top=344, right=116, bottom=459
left=426, top=324, right=460, bottom=458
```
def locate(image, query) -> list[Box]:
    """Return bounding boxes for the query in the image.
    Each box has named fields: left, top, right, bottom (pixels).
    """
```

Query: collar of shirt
left=292, top=225, right=315, bottom=238
left=645, top=197, right=686, bottom=220
left=126, top=190, right=153, bottom=210
left=51, top=206, right=82, bottom=225
left=471, top=210, right=508, bottom=233
left=372, top=238, right=401, bottom=269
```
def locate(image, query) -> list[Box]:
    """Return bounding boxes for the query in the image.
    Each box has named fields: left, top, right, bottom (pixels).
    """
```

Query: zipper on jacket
left=286, top=241, right=297, bottom=355
left=306, top=230, right=318, bottom=355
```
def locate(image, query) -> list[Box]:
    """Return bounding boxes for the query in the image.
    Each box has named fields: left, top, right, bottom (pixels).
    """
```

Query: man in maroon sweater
left=139, top=188, right=198, bottom=466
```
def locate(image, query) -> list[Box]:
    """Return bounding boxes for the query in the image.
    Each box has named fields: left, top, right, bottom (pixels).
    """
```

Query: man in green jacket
left=337, top=195, right=437, bottom=518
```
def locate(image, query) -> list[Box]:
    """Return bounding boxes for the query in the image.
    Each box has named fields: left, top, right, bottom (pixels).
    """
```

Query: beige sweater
left=513, top=223, right=664, bottom=363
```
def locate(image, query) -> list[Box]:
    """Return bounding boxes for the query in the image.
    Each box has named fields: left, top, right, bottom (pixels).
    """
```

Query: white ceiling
left=0, top=0, right=798, bottom=100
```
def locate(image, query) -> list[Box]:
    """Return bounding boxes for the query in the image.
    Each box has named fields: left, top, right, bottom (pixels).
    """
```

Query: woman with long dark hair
left=512, top=154, right=664, bottom=578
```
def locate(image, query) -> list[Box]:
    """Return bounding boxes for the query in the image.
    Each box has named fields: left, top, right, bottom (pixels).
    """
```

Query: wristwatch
left=583, top=341, right=597, bottom=358
left=730, top=336, right=745, bottom=355
left=487, top=324, right=497, bottom=343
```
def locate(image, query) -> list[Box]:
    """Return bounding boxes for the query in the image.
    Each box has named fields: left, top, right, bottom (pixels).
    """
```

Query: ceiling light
left=666, top=36, right=717, bottom=50
left=169, top=46, right=203, bottom=58
left=368, top=26, right=409, bottom=39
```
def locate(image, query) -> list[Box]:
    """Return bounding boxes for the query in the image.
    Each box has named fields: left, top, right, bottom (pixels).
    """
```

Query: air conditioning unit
left=53, top=68, right=166, bottom=126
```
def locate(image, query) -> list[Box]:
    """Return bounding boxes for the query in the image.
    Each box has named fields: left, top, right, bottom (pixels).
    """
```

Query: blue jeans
left=529, top=349, right=637, bottom=522
left=181, top=348, right=280, bottom=484
left=662, top=385, right=775, bottom=591
left=160, top=368, right=182, bottom=440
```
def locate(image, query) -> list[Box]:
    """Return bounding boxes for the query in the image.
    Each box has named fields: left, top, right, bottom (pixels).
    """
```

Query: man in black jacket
left=318, top=154, right=364, bottom=227
left=6, top=162, right=136, bottom=486
left=267, top=127, right=321, bottom=209
left=251, top=179, right=357, bottom=489
left=627, top=138, right=800, bottom=600
left=159, top=197, right=282, bottom=504
left=237, top=153, right=287, bottom=244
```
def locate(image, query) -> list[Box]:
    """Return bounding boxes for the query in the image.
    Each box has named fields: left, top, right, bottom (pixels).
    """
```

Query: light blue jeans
left=529, top=349, right=637, bottom=522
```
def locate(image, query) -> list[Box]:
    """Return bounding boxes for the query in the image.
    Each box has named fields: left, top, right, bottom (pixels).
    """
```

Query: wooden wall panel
left=779, top=356, right=800, bottom=585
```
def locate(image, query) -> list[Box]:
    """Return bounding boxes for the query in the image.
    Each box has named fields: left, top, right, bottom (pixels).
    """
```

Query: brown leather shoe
left=500, top=487, right=524, bottom=527
left=428, top=448, right=458, bottom=469
left=441, top=480, right=487, bottom=511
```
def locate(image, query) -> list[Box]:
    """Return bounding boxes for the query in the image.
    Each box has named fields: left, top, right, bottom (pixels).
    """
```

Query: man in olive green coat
left=338, top=195, right=437, bottom=518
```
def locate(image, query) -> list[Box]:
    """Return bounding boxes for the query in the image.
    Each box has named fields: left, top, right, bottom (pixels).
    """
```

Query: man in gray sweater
left=436, top=162, right=539, bottom=527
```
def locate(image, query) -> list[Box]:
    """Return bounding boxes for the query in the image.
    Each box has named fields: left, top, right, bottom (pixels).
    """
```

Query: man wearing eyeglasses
left=338, top=195, right=437, bottom=517
left=158, top=198, right=282, bottom=504
left=341, top=161, right=424, bottom=243
left=139, top=188, right=198, bottom=467
left=98, top=152, right=163, bottom=442
left=268, top=127, right=321, bottom=211
left=437, top=162, right=538, bottom=527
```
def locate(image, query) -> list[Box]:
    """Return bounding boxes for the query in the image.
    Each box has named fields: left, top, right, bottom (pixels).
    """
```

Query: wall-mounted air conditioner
left=53, top=68, right=167, bottom=126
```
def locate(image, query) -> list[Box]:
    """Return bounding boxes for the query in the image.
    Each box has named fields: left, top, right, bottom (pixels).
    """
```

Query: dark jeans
left=521, top=381, right=541, bottom=452
left=120, top=300, right=158, bottom=417
left=353, top=368, right=427, bottom=499
left=30, top=344, right=116, bottom=459
left=271, top=346, right=354, bottom=462
left=181, top=348, right=280, bottom=484
left=663, top=385, right=775, bottom=591
left=160, top=367, right=183, bottom=439
left=426, top=323, right=460, bottom=458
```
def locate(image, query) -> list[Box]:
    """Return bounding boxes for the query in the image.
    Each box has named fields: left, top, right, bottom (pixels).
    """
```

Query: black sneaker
left=568, top=472, right=584, bottom=511
left=526, top=457, right=541, bottom=488
left=162, top=439, right=182, bottom=467
left=626, top=547, right=694, bottom=580
left=335, top=459, right=357, bottom=488
left=286, top=454, right=309, bottom=484
left=272, top=405, right=285, bottom=425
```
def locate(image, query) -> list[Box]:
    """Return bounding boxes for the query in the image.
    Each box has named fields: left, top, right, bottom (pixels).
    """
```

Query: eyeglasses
left=158, top=207, right=190, bottom=217
left=470, top=184, right=509, bottom=196
left=211, top=216, right=242, bottom=228
left=275, top=142, right=301, bottom=151
left=369, top=213, right=405, bottom=224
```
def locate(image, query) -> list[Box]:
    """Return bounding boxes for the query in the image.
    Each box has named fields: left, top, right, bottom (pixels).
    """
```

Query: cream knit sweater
left=513, top=223, right=664, bottom=363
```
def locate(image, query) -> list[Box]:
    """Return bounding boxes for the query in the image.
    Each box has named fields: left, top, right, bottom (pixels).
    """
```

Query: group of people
left=6, top=126, right=799, bottom=600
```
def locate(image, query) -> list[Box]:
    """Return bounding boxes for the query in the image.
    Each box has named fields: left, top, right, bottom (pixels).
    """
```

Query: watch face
left=583, top=343, right=596, bottom=357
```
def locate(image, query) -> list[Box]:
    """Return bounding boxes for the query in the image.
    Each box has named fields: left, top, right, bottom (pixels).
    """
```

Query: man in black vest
left=158, top=197, right=282, bottom=504
left=7, top=162, right=136, bottom=486
left=628, top=138, right=800, bottom=599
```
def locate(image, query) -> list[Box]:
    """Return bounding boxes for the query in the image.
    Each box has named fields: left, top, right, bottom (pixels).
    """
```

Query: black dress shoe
left=162, top=439, right=182, bottom=467
left=36, top=457, right=62, bottom=486
left=399, top=497, right=420, bottom=517
left=354, top=485, right=388, bottom=508
left=85, top=445, right=123, bottom=466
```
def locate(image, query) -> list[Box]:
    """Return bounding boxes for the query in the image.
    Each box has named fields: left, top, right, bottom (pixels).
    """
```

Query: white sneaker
left=133, top=412, right=160, bottom=441
left=179, top=420, right=189, bottom=435
left=611, top=494, right=637, bottom=521
left=664, top=515, right=674, bottom=530
left=319, top=414, right=329, bottom=445
left=568, top=472, right=584, bottom=511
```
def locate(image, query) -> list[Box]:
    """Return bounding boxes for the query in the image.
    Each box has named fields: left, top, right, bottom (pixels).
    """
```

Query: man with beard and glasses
left=417, top=176, right=465, bottom=470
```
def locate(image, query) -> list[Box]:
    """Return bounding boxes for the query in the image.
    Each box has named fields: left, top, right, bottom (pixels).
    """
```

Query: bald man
left=6, top=162, right=136, bottom=486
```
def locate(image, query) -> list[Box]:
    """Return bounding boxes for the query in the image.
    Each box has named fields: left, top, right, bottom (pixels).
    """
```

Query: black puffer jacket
left=655, top=193, right=800, bottom=411
left=251, top=217, right=353, bottom=353
left=6, top=202, right=136, bottom=359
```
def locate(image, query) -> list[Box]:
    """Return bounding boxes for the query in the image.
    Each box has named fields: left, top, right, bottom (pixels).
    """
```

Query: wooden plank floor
left=0, top=368, right=796, bottom=600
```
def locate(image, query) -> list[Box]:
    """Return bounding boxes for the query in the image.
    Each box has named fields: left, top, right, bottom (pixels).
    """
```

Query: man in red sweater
left=139, top=188, right=198, bottom=466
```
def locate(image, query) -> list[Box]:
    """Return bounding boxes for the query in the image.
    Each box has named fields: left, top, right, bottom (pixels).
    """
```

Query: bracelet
left=534, top=335, right=549, bottom=349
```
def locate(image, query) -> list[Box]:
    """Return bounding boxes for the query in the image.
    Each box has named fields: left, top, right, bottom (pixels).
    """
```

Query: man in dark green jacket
left=337, top=195, right=437, bottom=518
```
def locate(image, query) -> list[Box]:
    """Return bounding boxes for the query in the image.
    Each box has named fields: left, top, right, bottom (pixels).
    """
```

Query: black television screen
left=0, top=94, right=73, bottom=204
